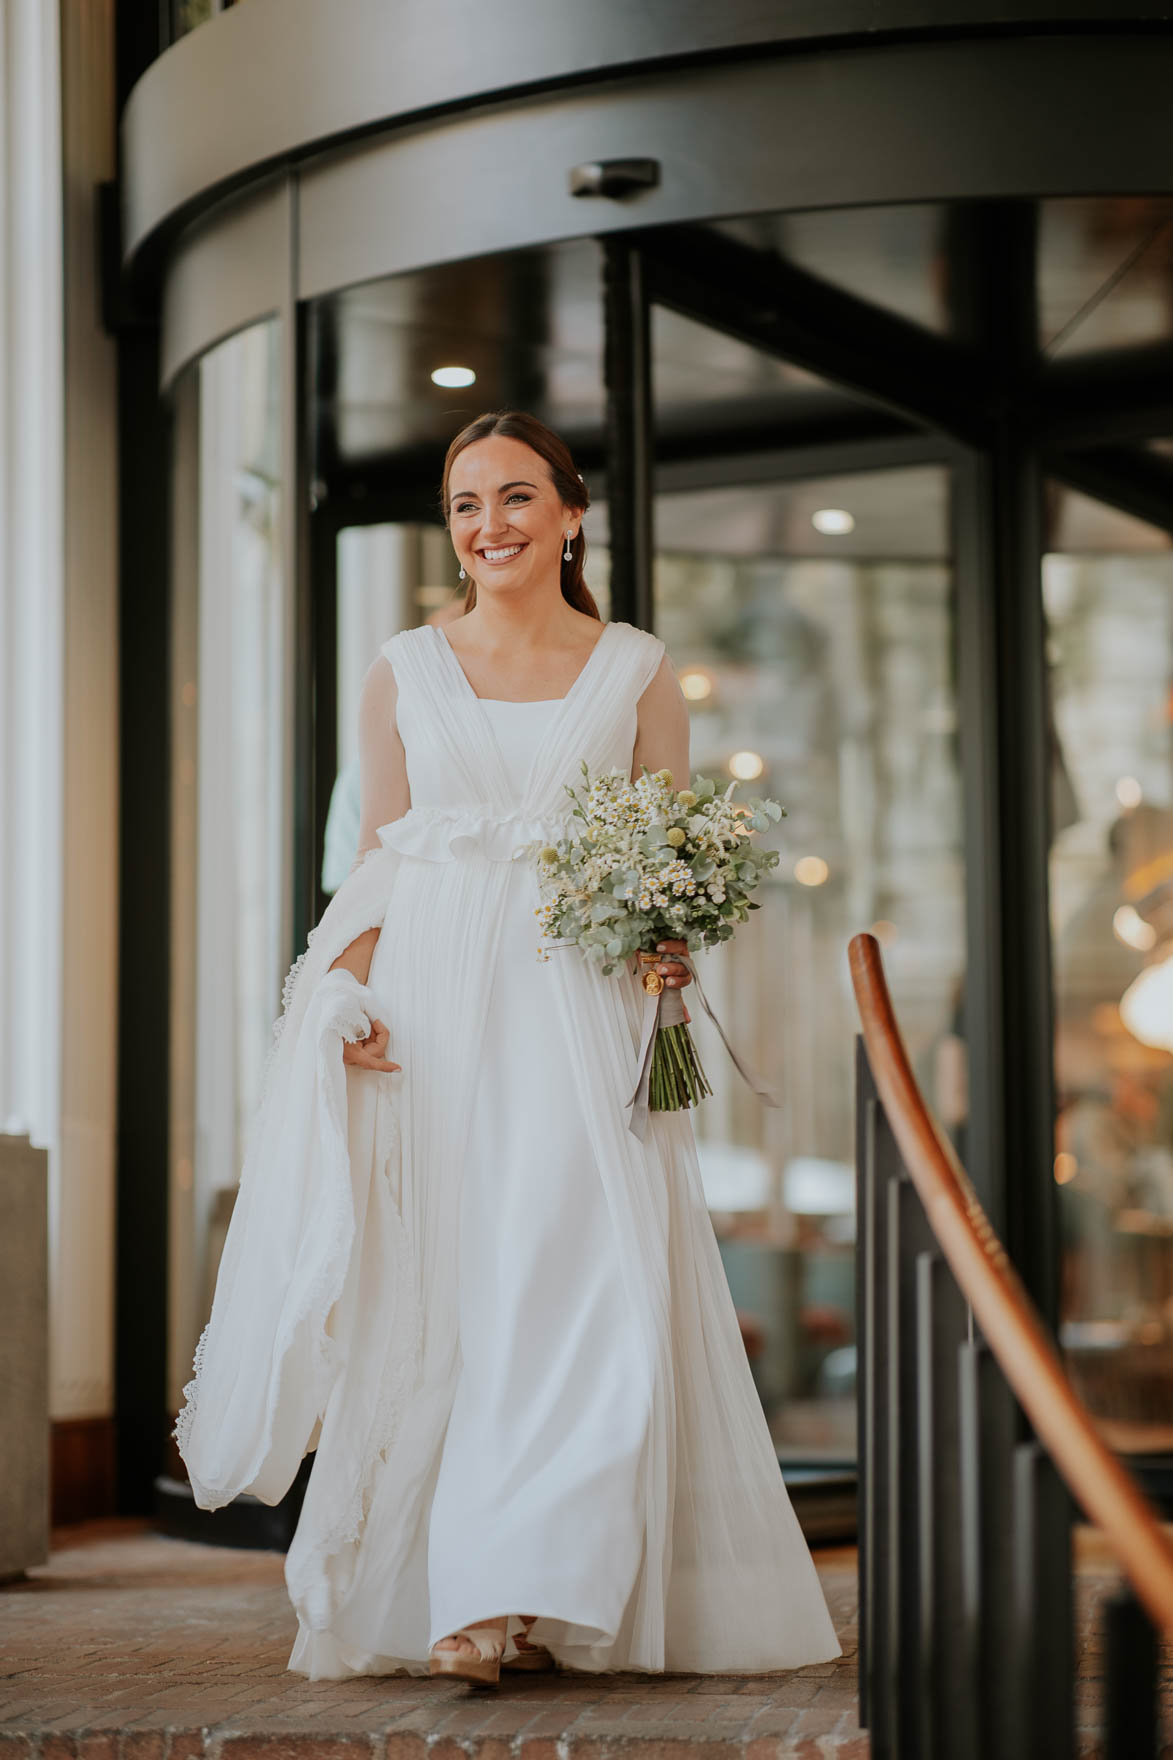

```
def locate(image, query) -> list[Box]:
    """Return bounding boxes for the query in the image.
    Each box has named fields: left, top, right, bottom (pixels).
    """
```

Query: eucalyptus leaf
left=590, top=897, right=624, bottom=922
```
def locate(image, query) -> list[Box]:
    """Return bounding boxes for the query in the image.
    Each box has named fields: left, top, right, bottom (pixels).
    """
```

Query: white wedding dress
left=176, top=618, right=842, bottom=1679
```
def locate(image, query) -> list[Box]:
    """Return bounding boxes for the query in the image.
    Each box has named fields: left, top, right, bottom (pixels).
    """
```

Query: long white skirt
left=425, top=858, right=652, bottom=1654
left=297, top=856, right=654, bottom=1669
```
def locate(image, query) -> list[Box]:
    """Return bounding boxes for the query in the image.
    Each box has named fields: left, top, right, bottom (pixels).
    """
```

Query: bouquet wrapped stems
left=637, top=952, right=713, bottom=1112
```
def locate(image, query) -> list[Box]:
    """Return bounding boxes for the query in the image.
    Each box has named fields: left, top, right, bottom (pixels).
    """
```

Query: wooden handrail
left=849, top=930, right=1173, bottom=1636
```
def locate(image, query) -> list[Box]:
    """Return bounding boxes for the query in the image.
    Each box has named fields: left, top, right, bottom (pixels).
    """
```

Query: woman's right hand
left=342, top=1018, right=401, bottom=1073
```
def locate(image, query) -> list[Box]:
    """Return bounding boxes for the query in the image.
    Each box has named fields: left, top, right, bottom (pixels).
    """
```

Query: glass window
left=1038, top=196, right=1173, bottom=357
left=168, top=0, right=217, bottom=43
left=1046, top=489, right=1173, bottom=1452
left=168, top=317, right=287, bottom=1411
left=322, top=525, right=460, bottom=894
left=650, top=458, right=965, bottom=1462
left=713, top=205, right=952, bottom=336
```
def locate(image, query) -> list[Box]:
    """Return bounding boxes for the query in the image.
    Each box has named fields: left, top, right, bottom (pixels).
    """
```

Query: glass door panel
left=168, top=317, right=287, bottom=1418
left=650, top=309, right=966, bottom=1461
left=1045, top=483, right=1173, bottom=1452
left=321, top=523, right=460, bottom=894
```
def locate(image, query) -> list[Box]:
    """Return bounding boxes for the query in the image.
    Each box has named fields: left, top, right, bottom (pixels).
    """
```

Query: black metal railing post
left=854, top=1036, right=876, bottom=1735
left=916, top=1251, right=970, bottom=1760
left=855, top=1033, right=1079, bottom=1760
left=1011, top=1443, right=1074, bottom=1760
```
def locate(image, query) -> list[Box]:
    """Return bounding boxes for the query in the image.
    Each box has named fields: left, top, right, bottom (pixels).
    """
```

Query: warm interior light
left=1115, top=775, right=1143, bottom=809
left=1054, top=1152, right=1077, bottom=1186
left=870, top=919, right=899, bottom=946
left=431, top=365, right=477, bottom=388
left=1120, top=951, right=1173, bottom=1052
left=1113, top=905, right=1157, bottom=952
left=811, top=508, right=855, bottom=535
left=728, top=749, right=764, bottom=780
left=680, top=668, right=713, bottom=701
left=794, top=855, right=829, bottom=887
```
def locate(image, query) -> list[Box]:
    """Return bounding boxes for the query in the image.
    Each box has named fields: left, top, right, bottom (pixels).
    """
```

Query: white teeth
left=481, top=544, right=525, bottom=562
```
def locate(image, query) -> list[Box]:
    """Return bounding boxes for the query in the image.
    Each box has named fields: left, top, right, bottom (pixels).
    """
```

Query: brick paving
left=0, top=1520, right=1167, bottom=1759
left=0, top=1521, right=864, bottom=1760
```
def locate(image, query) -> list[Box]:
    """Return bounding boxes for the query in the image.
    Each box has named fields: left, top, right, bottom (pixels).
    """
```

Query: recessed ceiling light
left=811, top=508, right=855, bottom=535
left=431, top=365, right=476, bottom=388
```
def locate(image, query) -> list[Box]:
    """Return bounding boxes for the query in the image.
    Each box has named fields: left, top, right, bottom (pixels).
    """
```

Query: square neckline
left=426, top=618, right=626, bottom=810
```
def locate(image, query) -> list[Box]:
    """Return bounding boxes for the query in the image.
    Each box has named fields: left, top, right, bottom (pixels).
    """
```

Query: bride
left=175, top=410, right=842, bottom=1686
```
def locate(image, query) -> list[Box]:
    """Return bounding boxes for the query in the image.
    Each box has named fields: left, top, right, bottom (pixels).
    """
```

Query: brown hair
left=439, top=410, right=599, bottom=620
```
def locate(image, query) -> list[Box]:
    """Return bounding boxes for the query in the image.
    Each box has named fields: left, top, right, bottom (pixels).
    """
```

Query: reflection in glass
left=1039, top=197, right=1173, bottom=357
left=1046, top=526, right=1173, bottom=1451
left=324, top=525, right=458, bottom=893
left=168, top=320, right=285, bottom=1409
left=320, top=238, right=604, bottom=469
left=713, top=205, right=951, bottom=336
left=651, top=467, right=966, bottom=1460
left=169, top=0, right=217, bottom=41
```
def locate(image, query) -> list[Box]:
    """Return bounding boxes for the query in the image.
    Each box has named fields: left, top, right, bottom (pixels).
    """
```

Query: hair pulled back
left=440, top=410, right=599, bottom=620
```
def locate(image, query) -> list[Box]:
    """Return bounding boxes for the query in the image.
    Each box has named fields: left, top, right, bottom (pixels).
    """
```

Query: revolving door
left=117, top=5, right=1173, bottom=1525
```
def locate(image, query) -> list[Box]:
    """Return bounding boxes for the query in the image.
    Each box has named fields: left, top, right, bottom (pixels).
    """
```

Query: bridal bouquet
left=528, top=763, right=784, bottom=1124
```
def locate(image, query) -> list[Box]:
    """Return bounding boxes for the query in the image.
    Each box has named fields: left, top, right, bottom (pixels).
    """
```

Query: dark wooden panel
left=50, top=1417, right=117, bottom=1528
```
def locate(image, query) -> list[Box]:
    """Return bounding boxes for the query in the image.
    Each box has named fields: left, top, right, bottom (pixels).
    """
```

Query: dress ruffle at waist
left=376, top=805, right=572, bottom=864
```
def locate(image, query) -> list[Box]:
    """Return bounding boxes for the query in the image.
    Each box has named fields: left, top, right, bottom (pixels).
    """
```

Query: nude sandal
left=429, top=1622, right=507, bottom=1685
left=501, top=1614, right=556, bottom=1672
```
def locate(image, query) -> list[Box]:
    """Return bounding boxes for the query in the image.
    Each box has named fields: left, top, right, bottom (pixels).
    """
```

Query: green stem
left=648, top=1022, right=714, bottom=1113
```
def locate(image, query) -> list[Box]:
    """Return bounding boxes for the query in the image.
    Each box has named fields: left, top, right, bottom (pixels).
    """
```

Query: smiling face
left=447, top=435, right=581, bottom=594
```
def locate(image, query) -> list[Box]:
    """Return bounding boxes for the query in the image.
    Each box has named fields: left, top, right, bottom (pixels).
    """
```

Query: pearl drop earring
left=563, top=531, right=574, bottom=561
left=458, top=563, right=466, bottom=581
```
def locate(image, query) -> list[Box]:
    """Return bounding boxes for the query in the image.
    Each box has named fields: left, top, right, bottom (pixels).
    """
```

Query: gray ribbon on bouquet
left=624, top=950, right=780, bottom=1142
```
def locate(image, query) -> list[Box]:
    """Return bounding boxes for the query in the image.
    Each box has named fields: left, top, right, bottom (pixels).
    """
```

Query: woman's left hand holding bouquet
left=650, top=938, right=692, bottom=1000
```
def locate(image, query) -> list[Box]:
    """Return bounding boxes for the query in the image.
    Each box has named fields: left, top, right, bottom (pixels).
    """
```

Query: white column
left=0, top=0, right=64, bottom=1154
left=56, top=0, right=119, bottom=1423
left=0, top=0, right=121, bottom=1423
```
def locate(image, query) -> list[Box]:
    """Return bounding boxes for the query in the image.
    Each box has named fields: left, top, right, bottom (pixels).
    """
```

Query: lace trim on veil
left=173, top=842, right=403, bottom=1504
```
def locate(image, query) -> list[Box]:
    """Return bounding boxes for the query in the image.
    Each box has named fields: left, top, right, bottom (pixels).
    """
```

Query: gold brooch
left=639, top=952, right=664, bottom=995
